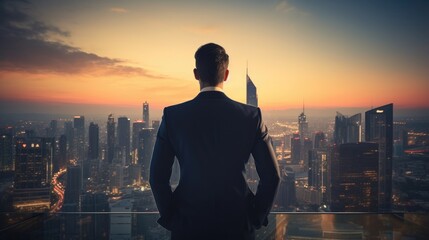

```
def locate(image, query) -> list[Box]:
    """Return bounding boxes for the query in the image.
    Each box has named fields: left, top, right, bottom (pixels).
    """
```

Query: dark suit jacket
left=149, top=91, right=280, bottom=239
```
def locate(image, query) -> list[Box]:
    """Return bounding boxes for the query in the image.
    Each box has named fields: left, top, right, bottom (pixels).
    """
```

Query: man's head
left=194, top=43, right=229, bottom=87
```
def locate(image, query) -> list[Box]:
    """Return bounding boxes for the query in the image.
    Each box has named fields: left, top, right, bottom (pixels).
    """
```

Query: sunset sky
left=1, top=0, right=428, bottom=117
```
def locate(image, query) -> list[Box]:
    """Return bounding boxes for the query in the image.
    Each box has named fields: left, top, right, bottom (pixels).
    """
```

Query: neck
left=199, top=82, right=223, bottom=90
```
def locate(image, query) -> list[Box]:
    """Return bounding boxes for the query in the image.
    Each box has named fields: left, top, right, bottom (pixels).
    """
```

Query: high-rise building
left=13, top=137, right=53, bottom=211
left=308, top=149, right=328, bottom=193
left=63, top=165, right=82, bottom=209
left=46, top=120, right=57, bottom=138
left=298, top=106, right=308, bottom=143
left=314, top=132, right=327, bottom=149
left=246, top=70, right=258, bottom=107
left=330, top=143, right=379, bottom=212
left=73, top=116, right=85, bottom=161
left=64, top=121, right=74, bottom=160
left=334, top=112, right=361, bottom=145
left=365, top=103, right=393, bottom=211
left=0, top=127, right=14, bottom=172
left=138, top=128, right=155, bottom=181
left=58, top=134, right=67, bottom=169
left=117, top=117, right=131, bottom=164
left=132, top=121, right=145, bottom=152
left=143, top=101, right=150, bottom=128
left=290, top=133, right=301, bottom=164
left=107, top=114, right=116, bottom=164
left=88, top=122, right=99, bottom=160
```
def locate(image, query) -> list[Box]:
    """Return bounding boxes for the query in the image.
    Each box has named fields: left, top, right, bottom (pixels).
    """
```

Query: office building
left=143, top=101, right=150, bottom=128
left=314, top=132, right=327, bottom=149
left=334, top=112, right=361, bottom=145
left=291, top=133, right=301, bottom=164
left=107, top=114, right=115, bottom=164
left=73, top=116, right=85, bottom=161
left=246, top=70, right=258, bottom=107
left=330, top=143, right=379, bottom=212
left=138, top=128, right=155, bottom=181
left=365, top=103, right=393, bottom=211
left=88, top=122, right=99, bottom=160
left=0, top=127, right=14, bottom=172
left=117, top=117, right=131, bottom=164
left=13, top=137, right=53, bottom=211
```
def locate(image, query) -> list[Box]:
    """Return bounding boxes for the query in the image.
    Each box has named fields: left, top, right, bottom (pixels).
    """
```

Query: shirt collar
left=200, top=86, right=224, bottom=93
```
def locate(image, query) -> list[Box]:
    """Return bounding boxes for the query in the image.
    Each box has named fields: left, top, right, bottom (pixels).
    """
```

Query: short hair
left=194, top=43, right=229, bottom=86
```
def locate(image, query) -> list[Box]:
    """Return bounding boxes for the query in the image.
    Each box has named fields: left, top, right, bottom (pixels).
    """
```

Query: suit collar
left=195, top=91, right=228, bottom=100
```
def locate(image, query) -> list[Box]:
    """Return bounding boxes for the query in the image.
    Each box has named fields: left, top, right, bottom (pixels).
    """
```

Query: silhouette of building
left=0, top=127, right=14, bottom=172
left=73, top=116, right=85, bottom=161
left=246, top=70, right=258, bottom=107
left=314, top=132, right=327, bottom=149
left=88, top=122, right=99, bottom=160
left=107, top=114, right=115, bottom=164
left=138, top=128, right=155, bottom=181
left=330, top=143, right=379, bottom=212
left=298, top=106, right=309, bottom=143
left=13, top=137, right=53, bottom=211
left=64, top=121, right=74, bottom=160
left=117, top=117, right=131, bottom=164
left=63, top=165, right=82, bottom=209
left=58, top=134, right=68, bottom=169
left=334, top=112, right=361, bottom=145
left=143, top=101, right=150, bottom=128
left=46, top=120, right=57, bottom=138
left=291, top=133, right=301, bottom=164
left=365, top=103, right=393, bottom=211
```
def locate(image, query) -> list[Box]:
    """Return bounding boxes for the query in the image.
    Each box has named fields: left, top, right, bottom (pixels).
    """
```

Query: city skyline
left=1, top=0, right=429, bottom=116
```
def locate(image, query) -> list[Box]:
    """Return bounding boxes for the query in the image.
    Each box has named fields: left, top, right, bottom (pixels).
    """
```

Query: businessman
left=150, top=43, right=280, bottom=240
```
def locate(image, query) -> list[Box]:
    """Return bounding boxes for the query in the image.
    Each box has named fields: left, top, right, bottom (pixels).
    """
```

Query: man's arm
left=149, top=109, right=176, bottom=230
left=251, top=108, right=280, bottom=228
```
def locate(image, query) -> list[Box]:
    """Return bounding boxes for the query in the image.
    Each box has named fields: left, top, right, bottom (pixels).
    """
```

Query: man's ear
left=193, top=68, right=200, bottom=81
left=224, top=69, right=229, bottom=82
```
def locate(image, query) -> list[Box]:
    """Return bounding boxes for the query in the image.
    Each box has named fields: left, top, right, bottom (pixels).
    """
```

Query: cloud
left=275, top=0, right=295, bottom=13
left=0, top=1, right=164, bottom=78
left=109, top=7, right=127, bottom=14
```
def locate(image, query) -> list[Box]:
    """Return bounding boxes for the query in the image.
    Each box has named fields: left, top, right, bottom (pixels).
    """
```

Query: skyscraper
left=59, top=134, right=68, bottom=169
left=107, top=114, right=116, bottom=164
left=298, top=106, right=308, bottom=143
left=290, top=133, right=301, bottom=164
left=138, top=128, right=155, bottom=181
left=143, top=101, right=150, bottom=128
left=0, top=127, right=14, bottom=172
left=334, top=112, right=362, bottom=145
left=13, top=137, right=53, bottom=211
left=246, top=70, right=258, bottom=107
left=88, top=122, right=99, bottom=160
left=330, top=143, right=379, bottom=212
left=73, top=116, right=85, bottom=161
left=117, top=117, right=131, bottom=164
left=365, top=103, right=393, bottom=211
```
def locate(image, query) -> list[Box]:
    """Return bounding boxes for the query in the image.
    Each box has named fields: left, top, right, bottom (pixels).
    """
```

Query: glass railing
left=1, top=212, right=428, bottom=239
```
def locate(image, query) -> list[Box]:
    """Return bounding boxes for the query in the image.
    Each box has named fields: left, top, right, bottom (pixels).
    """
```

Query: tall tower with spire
left=298, top=102, right=308, bottom=144
left=246, top=66, right=258, bottom=107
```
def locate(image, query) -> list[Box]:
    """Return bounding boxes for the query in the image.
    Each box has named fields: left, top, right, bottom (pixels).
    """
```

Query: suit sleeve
left=250, top=108, right=280, bottom=229
left=149, top=108, right=176, bottom=230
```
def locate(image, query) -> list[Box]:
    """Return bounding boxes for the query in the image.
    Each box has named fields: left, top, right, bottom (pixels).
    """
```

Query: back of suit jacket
left=150, top=91, right=279, bottom=235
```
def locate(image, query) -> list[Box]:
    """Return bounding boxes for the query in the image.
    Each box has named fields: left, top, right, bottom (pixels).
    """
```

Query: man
left=150, top=43, right=280, bottom=240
